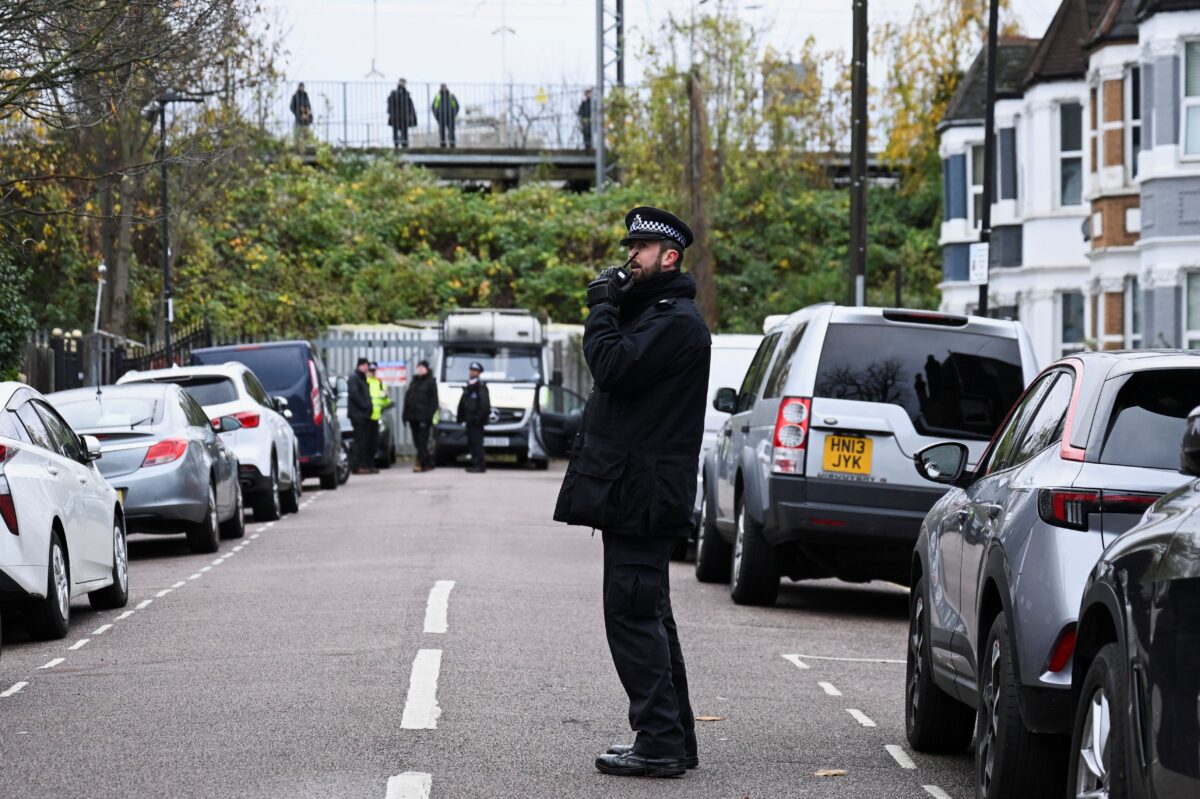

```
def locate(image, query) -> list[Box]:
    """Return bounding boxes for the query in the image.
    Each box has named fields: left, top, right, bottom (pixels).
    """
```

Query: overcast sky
left=269, top=0, right=1057, bottom=90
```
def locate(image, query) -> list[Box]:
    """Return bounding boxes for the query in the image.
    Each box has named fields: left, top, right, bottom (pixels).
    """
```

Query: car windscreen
left=813, top=323, right=1024, bottom=440
left=154, top=376, right=238, bottom=406
left=444, top=348, right=541, bottom=383
left=53, top=394, right=163, bottom=430
left=194, top=346, right=307, bottom=394
left=1099, top=369, right=1200, bottom=470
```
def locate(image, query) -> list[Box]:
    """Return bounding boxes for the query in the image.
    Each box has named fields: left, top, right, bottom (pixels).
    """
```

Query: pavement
left=0, top=462, right=977, bottom=799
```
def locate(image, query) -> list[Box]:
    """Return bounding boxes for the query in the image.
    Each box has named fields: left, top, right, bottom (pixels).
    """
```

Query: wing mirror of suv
left=214, top=416, right=243, bottom=434
left=1180, top=405, right=1200, bottom=476
left=81, top=435, right=102, bottom=463
left=712, top=387, right=737, bottom=414
left=272, top=396, right=294, bottom=419
left=914, top=442, right=970, bottom=486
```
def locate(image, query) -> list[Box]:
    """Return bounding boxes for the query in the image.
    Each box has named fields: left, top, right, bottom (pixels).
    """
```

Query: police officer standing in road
left=367, top=362, right=392, bottom=467
left=347, top=357, right=376, bottom=475
left=554, top=207, right=711, bottom=779
left=457, top=361, right=490, bottom=473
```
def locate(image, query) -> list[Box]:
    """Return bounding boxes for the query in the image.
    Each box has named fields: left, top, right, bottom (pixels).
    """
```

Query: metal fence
left=246, top=80, right=593, bottom=150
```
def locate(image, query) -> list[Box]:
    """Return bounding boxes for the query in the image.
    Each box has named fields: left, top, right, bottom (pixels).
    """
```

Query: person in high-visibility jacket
left=366, top=362, right=393, bottom=468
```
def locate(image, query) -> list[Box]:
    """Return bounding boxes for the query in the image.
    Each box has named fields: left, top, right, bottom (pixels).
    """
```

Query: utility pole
left=977, top=0, right=1000, bottom=317
left=594, top=0, right=625, bottom=189
left=848, top=0, right=868, bottom=306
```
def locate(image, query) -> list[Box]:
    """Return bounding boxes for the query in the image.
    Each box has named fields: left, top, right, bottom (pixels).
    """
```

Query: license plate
left=823, top=435, right=872, bottom=474
left=484, top=437, right=508, bottom=448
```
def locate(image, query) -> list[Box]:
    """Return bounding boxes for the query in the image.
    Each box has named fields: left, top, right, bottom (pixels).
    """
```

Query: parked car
left=50, top=383, right=244, bottom=553
left=906, top=351, right=1200, bottom=799
left=334, top=376, right=397, bottom=469
left=1066, top=406, right=1200, bottom=799
left=117, top=363, right=302, bottom=520
left=694, top=305, right=1038, bottom=605
left=191, top=341, right=344, bottom=489
left=0, top=382, right=128, bottom=642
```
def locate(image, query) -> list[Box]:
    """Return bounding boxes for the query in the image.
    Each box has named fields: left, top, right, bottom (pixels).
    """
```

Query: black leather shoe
left=607, top=743, right=699, bottom=769
left=595, top=750, right=687, bottom=778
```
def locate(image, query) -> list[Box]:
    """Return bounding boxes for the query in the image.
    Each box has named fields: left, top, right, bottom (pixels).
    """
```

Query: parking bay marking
left=789, top=653, right=905, bottom=665
left=401, top=649, right=443, bottom=730
left=818, top=681, right=842, bottom=696
left=37, top=658, right=65, bottom=669
left=1, top=682, right=28, bottom=698
left=923, top=787, right=952, bottom=799
left=69, top=639, right=89, bottom=651
left=171, top=581, right=185, bottom=588
left=156, top=589, right=172, bottom=598
left=423, top=580, right=456, bottom=634
left=885, top=745, right=917, bottom=770
left=136, top=599, right=153, bottom=610
left=116, top=610, right=134, bottom=621
left=847, top=709, right=877, bottom=727
left=91, top=624, right=112, bottom=635
left=385, top=772, right=432, bottom=799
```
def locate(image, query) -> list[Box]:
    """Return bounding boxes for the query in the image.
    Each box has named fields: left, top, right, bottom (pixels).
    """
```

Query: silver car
left=906, top=351, right=1200, bottom=799
left=49, top=384, right=244, bottom=554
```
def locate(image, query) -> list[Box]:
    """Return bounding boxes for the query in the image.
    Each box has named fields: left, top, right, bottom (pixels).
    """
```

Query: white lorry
left=432, top=309, right=584, bottom=468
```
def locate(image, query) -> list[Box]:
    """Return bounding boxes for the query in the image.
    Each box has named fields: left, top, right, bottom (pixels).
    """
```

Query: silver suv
left=693, top=305, right=1038, bottom=605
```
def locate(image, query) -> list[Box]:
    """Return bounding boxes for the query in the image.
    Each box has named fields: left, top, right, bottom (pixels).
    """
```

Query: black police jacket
left=402, top=373, right=438, bottom=424
left=554, top=270, right=711, bottom=537
left=457, top=379, right=491, bottom=426
left=348, top=371, right=373, bottom=421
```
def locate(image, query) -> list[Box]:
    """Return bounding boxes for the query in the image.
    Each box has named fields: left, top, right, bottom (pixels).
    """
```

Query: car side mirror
left=214, top=416, right=243, bottom=434
left=914, top=442, right=970, bottom=486
left=81, top=435, right=102, bottom=463
left=1180, top=406, right=1200, bottom=476
left=712, top=387, right=737, bottom=414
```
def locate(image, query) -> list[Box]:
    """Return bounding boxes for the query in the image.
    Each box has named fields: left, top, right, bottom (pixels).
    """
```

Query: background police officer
left=347, top=357, right=375, bottom=475
left=367, top=362, right=392, bottom=468
left=457, top=360, right=490, bottom=473
left=554, top=206, right=711, bottom=779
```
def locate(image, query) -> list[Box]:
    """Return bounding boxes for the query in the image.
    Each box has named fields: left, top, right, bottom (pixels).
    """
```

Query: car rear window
left=1099, top=369, right=1200, bottom=470
left=814, top=323, right=1024, bottom=440
left=161, top=376, right=238, bottom=406
left=193, top=346, right=307, bottom=394
left=54, top=395, right=163, bottom=430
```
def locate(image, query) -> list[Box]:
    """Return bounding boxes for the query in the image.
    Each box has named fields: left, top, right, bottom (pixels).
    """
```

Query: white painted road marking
left=116, top=610, right=134, bottom=621
left=818, top=681, right=842, bottom=696
left=885, top=744, right=917, bottom=769
left=1, top=682, right=28, bottom=697
left=37, top=658, right=65, bottom=669
left=199, top=566, right=212, bottom=573
left=91, top=624, right=113, bottom=635
left=171, top=581, right=185, bottom=588
left=156, top=589, right=172, bottom=598
left=791, top=653, right=906, bottom=665
left=188, top=572, right=203, bottom=580
left=923, top=786, right=952, bottom=799
left=250, top=533, right=260, bottom=539
left=69, top=639, right=90, bottom=651
left=385, top=772, right=433, bottom=799
left=782, top=654, right=810, bottom=670
left=211, top=558, right=224, bottom=566
left=847, top=709, right=877, bottom=727
left=401, top=649, right=443, bottom=729
left=423, top=580, right=456, bottom=634
left=136, top=599, right=152, bottom=610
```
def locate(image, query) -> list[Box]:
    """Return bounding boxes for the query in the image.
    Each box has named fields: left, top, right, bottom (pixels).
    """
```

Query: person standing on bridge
left=578, top=88, right=593, bottom=149
left=289, top=82, right=312, bottom=145
left=432, top=83, right=459, bottom=148
left=387, top=78, right=418, bottom=149
left=554, top=206, right=710, bottom=779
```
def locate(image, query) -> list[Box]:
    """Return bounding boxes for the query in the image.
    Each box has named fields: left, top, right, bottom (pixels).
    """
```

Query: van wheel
left=187, top=483, right=222, bottom=554
left=694, top=491, right=731, bottom=582
left=730, top=496, right=779, bottom=606
left=29, top=531, right=71, bottom=640
left=906, top=577, right=974, bottom=751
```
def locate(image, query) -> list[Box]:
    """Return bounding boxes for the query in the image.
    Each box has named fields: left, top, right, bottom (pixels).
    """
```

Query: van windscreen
left=193, top=347, right=307, bottom=394
left=814, top=324, right=1024, bottom=440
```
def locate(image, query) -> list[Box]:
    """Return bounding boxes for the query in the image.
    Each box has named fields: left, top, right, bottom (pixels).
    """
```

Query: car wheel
left=1067, top=643, right=1127, bottom=799
left=187, top=483, right=221, bottom=554
left=906, top=577, right=974, bottom=751
left=220, top=483, right=246, bottom=539
left=29, top=531, right=70, bottom=640
left=730, top=494, right=779, bottom=606
left=327, top=444, right=348, bottom=488
left=694, top=490, right=731, bottom=583
left=976, top=613, right=1068, bottom=799
left=89, top=518, right=129, bottom=610
left=253, top=460, right=283, bottom=521
left=280, top=456, right=302, bottom=514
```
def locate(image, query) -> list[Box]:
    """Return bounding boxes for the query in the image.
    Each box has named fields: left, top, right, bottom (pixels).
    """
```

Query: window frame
left=33, top=400, right=84, bottom=462
left=1125, top=276, right=1142, bottom=349
left=1125, top=65, right=1142, bottom=181
left=1182, top=40, right=1200, bottom=160
left=980, top=370, right=1059, bottom=475
left=1057, top=101, right=1085, bottom=207
left=966, top=143, right=985, bottom=229
left=1060, top=290, right=1087, bottom=356
left=735, top=331, right=781, bottom=414
left=1184, top=272, right=1200, bottom=349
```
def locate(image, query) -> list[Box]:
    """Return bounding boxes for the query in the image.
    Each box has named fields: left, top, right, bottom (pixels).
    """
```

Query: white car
left=118, top=364, right=301, bottom=521
left=0, top=382, right=128, bottom=645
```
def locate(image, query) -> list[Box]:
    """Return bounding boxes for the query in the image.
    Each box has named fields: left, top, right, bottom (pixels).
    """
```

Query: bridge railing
left=245, top=81, right=594, bottom=150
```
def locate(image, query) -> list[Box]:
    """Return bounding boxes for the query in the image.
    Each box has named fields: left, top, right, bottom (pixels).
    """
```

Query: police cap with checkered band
left=619, top=206, right=694, bottom=249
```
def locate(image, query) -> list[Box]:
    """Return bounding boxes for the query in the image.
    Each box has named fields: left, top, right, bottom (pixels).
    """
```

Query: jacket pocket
left=649, top=454, right=697, bottom=534
left=553, top=444, right=628, bottom=530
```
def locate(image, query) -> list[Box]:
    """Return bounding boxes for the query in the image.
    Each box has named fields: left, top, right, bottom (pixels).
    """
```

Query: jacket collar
left=619, top=270, right=696, bottom=322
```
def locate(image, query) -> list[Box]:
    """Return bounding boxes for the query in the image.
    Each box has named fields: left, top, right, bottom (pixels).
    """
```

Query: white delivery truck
left=432, top=309, right=585, bottom=469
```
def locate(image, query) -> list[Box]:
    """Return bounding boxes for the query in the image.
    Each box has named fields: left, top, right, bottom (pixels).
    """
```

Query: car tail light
left=309, top=359, right=323, bottom=426
left=0, top=444, right=18, bottom=535
left=771, top=397, right=811, bottom=475
left=233, top=411, right=260, bottom=429
left=1037, top=489, right=1160, bottom=532
left=1046, top=625, right=1077, bottom=673
left=142, top=438, right=188, bottom=467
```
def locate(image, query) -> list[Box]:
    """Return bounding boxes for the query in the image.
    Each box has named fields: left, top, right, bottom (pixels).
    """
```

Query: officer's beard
left=630, top=249, right=668, bottom=284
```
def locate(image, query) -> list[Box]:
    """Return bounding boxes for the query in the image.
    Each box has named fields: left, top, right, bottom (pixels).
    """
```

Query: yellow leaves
left=777, top=257, right=790, bottom=270
left=277, top=293, right=295, bottom=306
left=478, top=279, right=491, bottom=301
left=42, top=223, right=53, bottom=238
left=449, top=279, right=462, bottom=289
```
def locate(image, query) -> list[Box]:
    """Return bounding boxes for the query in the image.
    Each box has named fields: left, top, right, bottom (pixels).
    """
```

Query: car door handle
left=740, top=424, right=750, bottom=434
left=723, top=428, right=733, bottom=437
left=985, top=504, right=1003, bottom=521
left=44, top=465, right=60, bottom=477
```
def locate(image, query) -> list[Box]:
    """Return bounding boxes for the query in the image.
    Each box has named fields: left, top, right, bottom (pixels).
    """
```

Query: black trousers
left=350, top=416, right=374, bottom=469
left=391, top=124, right=409, bottom=148
left=410, top=421, right=433, bottom=468
left=465, top=422, right=485, bottom=468
left=366, top=419, right=380, bottom=466
left=601, top=532, right=696, bottom=759
left=437, top=120, right=456, bottom=147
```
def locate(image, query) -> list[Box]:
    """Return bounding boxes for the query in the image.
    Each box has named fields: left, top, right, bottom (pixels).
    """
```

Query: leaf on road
left=695, top=715, right=726, bottom=722
left=814, top=769, right=847, bottom=777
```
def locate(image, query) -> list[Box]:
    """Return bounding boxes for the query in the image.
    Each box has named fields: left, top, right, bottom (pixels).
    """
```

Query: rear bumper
left=115, top=463, right=208, bottom=531
left=0, top=563, right=45, bottom=599
left=239, top=464, right=273, bottom=495
left=763, top=476, right=944, bottom=546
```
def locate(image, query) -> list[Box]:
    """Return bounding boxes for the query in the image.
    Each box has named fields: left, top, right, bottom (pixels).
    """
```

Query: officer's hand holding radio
left=586, top=258, right=635, bottom=308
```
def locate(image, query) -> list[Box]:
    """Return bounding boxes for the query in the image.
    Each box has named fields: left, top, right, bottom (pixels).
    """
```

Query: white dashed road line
left=847, top=709, right=877, bottom=727
left=188, top=572, right=203, bottom=580
left=171, top=580, right=185, bottom=588
left=1, top=682, right=28, bottom=698
left=91, top=624, right=112, bottom=635
left=156, top=588, right=172, bottom=598
left=385, top=772, right=433, bottom=799
left=136, top=599, right=153, bottom=610
left=212, top=558, right=224, bottom=566
left=116, top=610, right=134, bottom=621
left=818, top=681, right=842, bottom=696
left=69, top=639, right=90, bottom=651
left=199, top=566, right=211, bottom=573
left=782, top=654, right=810, bottom=670
left=423, top=580, right=456, bottom=634
left=792, top=653, right=906, bottom=665
left=885, top=744, right=917, bottom=769
left=400, top=649, right=443, bottom=730
left=37, top=658, right=64, bottom=669
left=923, top=786, right=952, bottom=799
